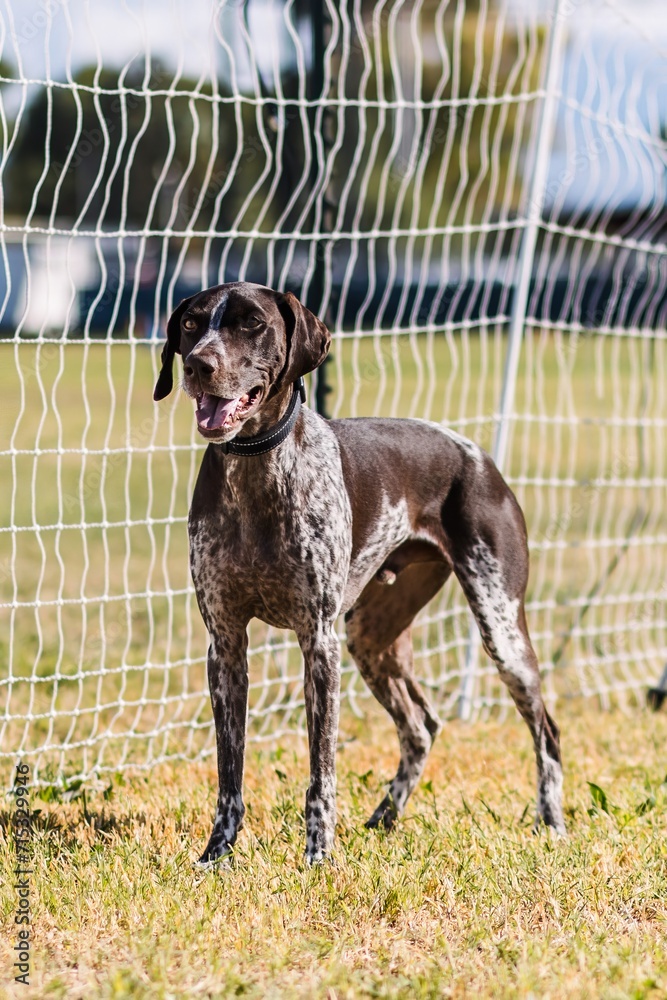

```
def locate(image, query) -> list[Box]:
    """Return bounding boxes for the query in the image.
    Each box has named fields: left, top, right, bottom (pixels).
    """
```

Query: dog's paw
left=532, top=815, right=567, bottom=838
left=305, top=849, right=336, bottom=867
left=365, top=794, right=398, bottom=831
left=194, top=840, right=234, bottom=871
left=192, top=854, right=232, bottom=872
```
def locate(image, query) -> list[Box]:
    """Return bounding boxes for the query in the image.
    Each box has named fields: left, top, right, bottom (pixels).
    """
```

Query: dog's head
left=154, top=282, right=330, bottom=442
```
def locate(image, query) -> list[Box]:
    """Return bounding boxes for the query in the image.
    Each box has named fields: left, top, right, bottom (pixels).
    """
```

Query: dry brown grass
left=1, top=702, right=666, bottom=999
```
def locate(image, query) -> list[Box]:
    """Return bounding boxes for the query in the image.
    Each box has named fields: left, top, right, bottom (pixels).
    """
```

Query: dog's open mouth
left=195, top=387, right=262, bottom=433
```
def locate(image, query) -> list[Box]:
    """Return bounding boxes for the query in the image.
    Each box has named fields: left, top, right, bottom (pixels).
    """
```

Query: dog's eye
left=246, top=315, right=262, bottom=328
left=182, top=317, right=197, bottom=331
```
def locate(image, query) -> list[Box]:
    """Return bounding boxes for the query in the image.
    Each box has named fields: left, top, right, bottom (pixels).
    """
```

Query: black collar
left=219, top=378, right=306, bottom=456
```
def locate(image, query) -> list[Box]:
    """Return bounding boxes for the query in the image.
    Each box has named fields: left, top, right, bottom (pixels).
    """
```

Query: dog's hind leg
left=345, top=559, right=451, bottom=830
left=452, top=526, right=565, bottom=835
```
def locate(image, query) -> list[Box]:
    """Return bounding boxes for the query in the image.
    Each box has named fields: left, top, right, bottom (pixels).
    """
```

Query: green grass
left=1, top=704, right=666, bottom=998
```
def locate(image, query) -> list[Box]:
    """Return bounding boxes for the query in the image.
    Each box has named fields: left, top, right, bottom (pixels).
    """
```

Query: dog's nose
left=184, top=352, right=217, bottom=379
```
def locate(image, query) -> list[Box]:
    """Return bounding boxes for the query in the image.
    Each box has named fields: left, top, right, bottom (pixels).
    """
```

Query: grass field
left=1, top=703, right=667, bottom=998
left=1, top=329, right=667, bottom=997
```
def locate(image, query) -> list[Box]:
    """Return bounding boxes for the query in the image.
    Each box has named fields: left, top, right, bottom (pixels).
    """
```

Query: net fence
left=1, top=0, right=666, bottom=785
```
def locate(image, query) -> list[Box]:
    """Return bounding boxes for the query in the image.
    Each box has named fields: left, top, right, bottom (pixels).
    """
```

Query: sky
left=1, top=0, right=665, bottom=214
left=0, top=0, right=294, bottom=87
left=2, top=0, right=665, bottom=87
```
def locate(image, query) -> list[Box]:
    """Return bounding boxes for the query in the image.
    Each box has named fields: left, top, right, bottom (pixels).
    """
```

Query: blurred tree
left=2, top=2, right=544, bottom=285
left=3, top=60, right=286, bottom=235
left=328, top=1, right=544, bottom=233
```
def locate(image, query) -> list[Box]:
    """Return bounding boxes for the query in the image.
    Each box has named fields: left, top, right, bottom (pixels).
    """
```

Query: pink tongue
left=196, top=394, right=241, bottom=430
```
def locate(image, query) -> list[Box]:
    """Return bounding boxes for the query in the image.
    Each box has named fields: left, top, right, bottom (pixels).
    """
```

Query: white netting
left=1, top=0, right=666, bottom=784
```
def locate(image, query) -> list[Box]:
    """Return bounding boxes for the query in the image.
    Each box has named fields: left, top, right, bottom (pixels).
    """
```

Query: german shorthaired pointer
left=154, top=282, right=565, bottom=865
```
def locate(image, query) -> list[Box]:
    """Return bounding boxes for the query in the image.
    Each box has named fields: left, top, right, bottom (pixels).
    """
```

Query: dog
left=154, top=281, right=565, bottom=865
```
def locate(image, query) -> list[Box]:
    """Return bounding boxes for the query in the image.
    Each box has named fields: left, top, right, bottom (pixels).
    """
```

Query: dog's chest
left=189, top=455, right=352, bottom=628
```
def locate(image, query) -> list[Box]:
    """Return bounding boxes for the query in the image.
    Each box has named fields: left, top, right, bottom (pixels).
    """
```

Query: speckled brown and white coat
left=154, top=282, right=565, bottom=866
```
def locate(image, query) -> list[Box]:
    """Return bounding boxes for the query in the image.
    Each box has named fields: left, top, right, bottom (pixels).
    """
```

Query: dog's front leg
left=198, top=627, right=249, bottom=867
left=298, top=624, right=341, bottom=864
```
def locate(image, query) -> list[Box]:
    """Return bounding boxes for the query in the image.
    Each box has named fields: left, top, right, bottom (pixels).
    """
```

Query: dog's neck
left=206, top=382, right=305, bottom=494
left=235, top=382, right=296, bottom=441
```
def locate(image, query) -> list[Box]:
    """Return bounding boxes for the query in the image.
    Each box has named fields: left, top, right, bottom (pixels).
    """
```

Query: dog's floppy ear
left=153, top=295, right=194, bottom=401
left=277, top=291, right=331, bottom=385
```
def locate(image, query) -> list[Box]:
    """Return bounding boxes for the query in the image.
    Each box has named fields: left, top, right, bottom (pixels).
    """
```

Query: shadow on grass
left=0, top=801, right=150, bottom=853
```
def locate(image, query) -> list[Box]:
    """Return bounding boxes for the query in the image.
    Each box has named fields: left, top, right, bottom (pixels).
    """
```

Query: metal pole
left=458, top=0, right=568, bottom=720
left=647, top=663, right=667, bottom=712
left=308, top=0, right=334, bottom=417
